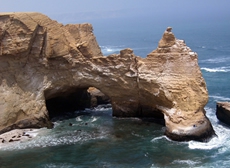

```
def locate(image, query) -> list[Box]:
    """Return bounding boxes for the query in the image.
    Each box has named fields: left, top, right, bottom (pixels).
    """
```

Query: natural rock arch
left=0, top=12, right=215, bottom=141
left=44, top=86, right=111, bottom=120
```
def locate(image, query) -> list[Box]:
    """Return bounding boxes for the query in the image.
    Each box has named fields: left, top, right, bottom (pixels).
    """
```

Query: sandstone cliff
left=0, top=12, right=215, bottom=141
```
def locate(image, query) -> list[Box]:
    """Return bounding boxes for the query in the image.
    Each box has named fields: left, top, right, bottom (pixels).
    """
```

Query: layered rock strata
left=216, top=102, right=230, bottom=125
left=0, top=12, right=215, bottom=141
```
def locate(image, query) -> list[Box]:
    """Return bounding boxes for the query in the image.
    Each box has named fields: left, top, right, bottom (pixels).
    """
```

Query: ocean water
left=0, top=18, right=230, bottom=168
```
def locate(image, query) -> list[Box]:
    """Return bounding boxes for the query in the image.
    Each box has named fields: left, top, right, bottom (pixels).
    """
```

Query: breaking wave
left=188, top=107, right=230, bottom=150
left=172, top=159, right=201, bottom=166
left=199, top=57, right=230, bottom=64
left=0, top=106, right=113, bottom=151
left=209, top=95, right=230, bottom=101
left=201, top=67, right=230, bottom=72
left=100, top=45, right=124, bottom=55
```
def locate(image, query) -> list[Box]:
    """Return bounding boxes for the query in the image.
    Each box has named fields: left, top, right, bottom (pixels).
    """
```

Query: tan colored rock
left=65, top=23, right=103, bottom=58
left=0, top=12, right=215, bottom=141
left=158, top=27, right=176, bottom=48
left=87, top=87, right=110, bottom=107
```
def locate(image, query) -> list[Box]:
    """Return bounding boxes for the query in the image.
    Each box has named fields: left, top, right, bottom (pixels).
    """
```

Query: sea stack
left=0, top=12, right=215, bottom=141
left=216, top=102, right=230, bottom=125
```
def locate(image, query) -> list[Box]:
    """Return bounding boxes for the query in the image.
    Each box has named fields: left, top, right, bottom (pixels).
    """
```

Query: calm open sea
left=0, top=17, right=230, bottom=168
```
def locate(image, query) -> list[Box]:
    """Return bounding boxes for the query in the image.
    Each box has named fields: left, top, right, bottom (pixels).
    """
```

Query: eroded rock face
left=216, top=102, right=230, bottom=125
left=0, top=12, right=215, bottom=141
left=87, top=87, right=110, bottom=108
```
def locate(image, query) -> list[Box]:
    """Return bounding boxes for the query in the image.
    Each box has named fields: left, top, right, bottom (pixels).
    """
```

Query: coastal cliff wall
left=0, top=12, right=215, bottom=141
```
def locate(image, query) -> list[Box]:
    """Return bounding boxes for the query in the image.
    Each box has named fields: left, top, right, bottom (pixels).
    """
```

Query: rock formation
left=0, top=12, right=215, bottom=141
left=216, top=102, right=230, bottom=125
left=87, top=87, right=110, bottom=108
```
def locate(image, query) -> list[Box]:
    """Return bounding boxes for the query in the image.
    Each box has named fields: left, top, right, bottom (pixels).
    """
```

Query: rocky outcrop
left=0, top=129, right=37, bottom=144
left=216, top=102, right=230, bottom=125
left=87, top=87, right=110, bottom=108
left=0, top=12, right=215, bottom=141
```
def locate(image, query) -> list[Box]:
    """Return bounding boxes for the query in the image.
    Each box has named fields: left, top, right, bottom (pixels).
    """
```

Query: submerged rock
left=216, top=102, right=230, bottom=125
left=0, top=12, right=215, bottom=141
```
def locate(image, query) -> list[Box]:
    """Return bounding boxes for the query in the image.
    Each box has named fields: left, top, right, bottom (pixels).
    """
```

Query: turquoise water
left=1, top=107, right=230, bottom=168
left=0, top=18, right=230, bottom=167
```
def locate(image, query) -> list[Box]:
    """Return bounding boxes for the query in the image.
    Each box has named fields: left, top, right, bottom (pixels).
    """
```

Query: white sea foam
left=100, top=45, right=124, bottom=55
left=201, top=67, right=230, bottom=72
left=76, top=116, right=82, bottom=122
left=199, top=57, right=230, bottom=64
left=172, top=159, right=200, bottom=166
left=209, top=95, right=230, bottom=101
left=91, top=116, right=98, bottom=122
left=188, top=107, right=230, bottom=150
left=42, top=163, right=74, bottom=168
left=150, top=135, right=168, bottom=142
left=0, top=123, right=109, bottom=151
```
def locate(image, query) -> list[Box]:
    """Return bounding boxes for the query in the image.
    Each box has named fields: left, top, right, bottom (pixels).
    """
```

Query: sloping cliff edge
left=0, top=12, right=215, bottom=142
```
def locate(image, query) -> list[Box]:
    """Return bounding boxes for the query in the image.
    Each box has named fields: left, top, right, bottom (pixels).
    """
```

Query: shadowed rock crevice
left=44, top=87, right=111, bottom=120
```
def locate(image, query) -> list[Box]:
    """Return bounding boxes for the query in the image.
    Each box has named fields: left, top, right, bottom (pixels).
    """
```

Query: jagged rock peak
left=158, top=26, right=176, bottom=48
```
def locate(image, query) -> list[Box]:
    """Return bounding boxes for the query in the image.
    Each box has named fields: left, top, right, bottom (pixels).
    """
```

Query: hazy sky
left=1, top=0, right=230, bottom=22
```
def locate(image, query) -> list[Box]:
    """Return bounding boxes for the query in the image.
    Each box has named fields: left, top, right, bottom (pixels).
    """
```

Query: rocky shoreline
left=0, top=129, right=38, bottom=145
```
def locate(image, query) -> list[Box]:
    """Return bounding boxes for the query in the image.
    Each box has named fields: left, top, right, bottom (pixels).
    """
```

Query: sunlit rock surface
left=0, top=12, right=215, bottom=141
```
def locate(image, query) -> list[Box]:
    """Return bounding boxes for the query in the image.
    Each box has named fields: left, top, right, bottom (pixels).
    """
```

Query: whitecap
left=24, top=129, right=40, bottom=137
left=209, top=95, right=230, bottom=101
left=42, top=163, right=74, bottom=168
left=201, top=67, right=230, bottom=72
left=100, top=45, right=124, bottom=55
left=76, top=116, right=82, bottom=122
left=150, top=135, right=168, bottom=142
left=91, top=116, right=98, bottom=122
left=199, top=57, right=230, bottom=64
left=172, top=159, right=200, bottom=166
left=188, top=136, right=221, bottom=150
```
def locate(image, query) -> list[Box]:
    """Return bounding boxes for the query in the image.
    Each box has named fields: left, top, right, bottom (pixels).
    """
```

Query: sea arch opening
left=44, top=86, right=111, bottom=121
left=44, top=85, right=165, bottom=126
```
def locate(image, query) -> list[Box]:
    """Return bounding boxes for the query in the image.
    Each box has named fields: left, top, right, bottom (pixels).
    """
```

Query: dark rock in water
left=9, top=139, right=14, bottom=142
left=216, top=102, right=230, bottom=125
left=69, top=123, right=73, bottom=126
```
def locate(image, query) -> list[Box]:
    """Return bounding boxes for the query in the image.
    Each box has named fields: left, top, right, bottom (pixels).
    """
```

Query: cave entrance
left=44, top=86, right=165, bottom=126
left=44, top=87, right=111, bottom=121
